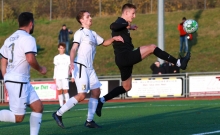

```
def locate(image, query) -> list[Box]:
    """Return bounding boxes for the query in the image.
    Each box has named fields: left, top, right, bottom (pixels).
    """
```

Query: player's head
left=62, top=24, right=66, bottom=30
left=182, top=17, right=186, bottom=22
left=76, top=10, right=92, bottom=27
left=18, top=12, right=34, bottom=34
left=155, top=61, right=160, bottom=67
left=58, top=42, right=66, bottom=54
left=121, top=3, right=136, bottom=23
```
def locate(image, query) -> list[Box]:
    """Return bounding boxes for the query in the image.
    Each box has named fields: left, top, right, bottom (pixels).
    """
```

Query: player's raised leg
left=140, top=45, right=190, bottom=70
left=96, top=46, right=190, bottom=117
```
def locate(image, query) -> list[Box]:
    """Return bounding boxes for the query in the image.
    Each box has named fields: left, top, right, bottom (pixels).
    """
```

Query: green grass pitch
left=1, top=100, right=220, bottom=135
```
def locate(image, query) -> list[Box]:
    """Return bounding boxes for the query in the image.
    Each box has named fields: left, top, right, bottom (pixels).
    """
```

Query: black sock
left=104, top=86, right=126, bottom=101
left=153, top=47, right=177, bottom=64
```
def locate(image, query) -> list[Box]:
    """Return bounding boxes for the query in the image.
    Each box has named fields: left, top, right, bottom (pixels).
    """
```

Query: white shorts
left=73, top=63, right=101, bottom=93
left=5, top=81, right=39, bottom=115
left=56, top=79, right=69, bottom=90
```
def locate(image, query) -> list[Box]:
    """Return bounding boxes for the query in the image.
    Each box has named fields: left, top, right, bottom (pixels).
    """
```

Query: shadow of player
left=188, top=10, right=203, bottom=52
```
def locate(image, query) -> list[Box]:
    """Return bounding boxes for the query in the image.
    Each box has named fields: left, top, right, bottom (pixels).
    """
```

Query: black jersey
left=110, top=17, right=134, bottom=55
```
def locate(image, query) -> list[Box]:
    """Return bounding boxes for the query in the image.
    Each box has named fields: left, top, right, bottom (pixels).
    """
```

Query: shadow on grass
left=96, top=106, right=220, bottom=135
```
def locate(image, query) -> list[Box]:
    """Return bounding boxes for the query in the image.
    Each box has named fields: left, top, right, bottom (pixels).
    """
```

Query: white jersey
left=73, top=27, right=104, bottom=69
left=0, top=30, right=37, bottom=82
left=53, top=54, right=70, bottom=79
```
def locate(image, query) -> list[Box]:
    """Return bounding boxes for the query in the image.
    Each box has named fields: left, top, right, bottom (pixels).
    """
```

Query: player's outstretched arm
left=70, top=43, right=79, bottom=71
left=102, top=36, right=124, bottom=47
left=110, top=22, right=129, bottom=31
left=0, top=57, right=8, bottom=77
left=26, top=53, right=47, bottom=75
left=1, top=57, right=8, bottom=95
left=128, top=24, right=138, bottom=30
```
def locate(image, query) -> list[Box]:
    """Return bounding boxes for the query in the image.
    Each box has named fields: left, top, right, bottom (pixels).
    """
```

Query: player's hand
left=39, top=66, right=47, bottom=75
left=130, top=24, right=138, bottom=30
left=113, top=36, right=124, bottom=43
left=4, top=84, right=8, bottom=98
left=70, top=63, right=74, bottom=71
left=71, top=78, right=75, bottom=82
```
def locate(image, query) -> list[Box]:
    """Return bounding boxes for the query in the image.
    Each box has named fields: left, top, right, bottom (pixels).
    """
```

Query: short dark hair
left=122, top=3, right=136, bottom=12
left=18, top=12, right=34, bottom=27
left=58, top=42, right=66, bottom=48
left=76, top=10, right=89, bottom=24
left=182, top=17, right=186, bottom=20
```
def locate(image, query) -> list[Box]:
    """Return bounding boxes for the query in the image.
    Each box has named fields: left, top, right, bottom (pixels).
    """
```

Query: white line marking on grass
left=192, top=130, right=220, bottom=135
left=25, top=106, right=128, bottom=114
left=25, top=103, right=220, bottom=114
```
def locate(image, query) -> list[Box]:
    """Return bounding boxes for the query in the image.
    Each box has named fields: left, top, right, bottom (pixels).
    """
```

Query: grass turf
left=1, top=100, right=220, bottom=135
left=1, top=8, right=220, bottom=78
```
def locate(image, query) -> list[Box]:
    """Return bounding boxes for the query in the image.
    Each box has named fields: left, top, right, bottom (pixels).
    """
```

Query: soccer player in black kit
left=96, top=3, right=190, bottom=117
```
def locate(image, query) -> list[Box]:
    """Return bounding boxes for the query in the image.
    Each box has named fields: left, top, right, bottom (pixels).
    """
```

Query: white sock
left=30, top=112, right=42, bottom=135
left=87, top=98, right=98, bottom=122
left=176, top=59, right=181, bottom=67
left=57, top=97, right=78, bottom=116
left=58, top=94, right=64, bottom=107
left=100, top=97, right=105, bottom=103
left=64, top=93, right=70, bottom=103
left=0, top=109, right=15, bottom=123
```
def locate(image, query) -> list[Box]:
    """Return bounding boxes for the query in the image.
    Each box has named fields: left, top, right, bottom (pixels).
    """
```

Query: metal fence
left=1, top=72, right=220, bottom=103
left=1, top=0, right=220, bottom=23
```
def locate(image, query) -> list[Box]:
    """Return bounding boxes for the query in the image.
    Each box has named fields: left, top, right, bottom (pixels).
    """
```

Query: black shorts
left=115, top=48, right=142, bottom=81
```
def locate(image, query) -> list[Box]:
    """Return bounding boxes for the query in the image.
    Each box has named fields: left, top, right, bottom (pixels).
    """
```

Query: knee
left=75, top=93, right=86, bottom=102
left=57, top=90, right=62, bottom=95
left=15, top=115, right=25, bottom=123
left=123, top=85, right=132, bottom=91
left=16, top=119, right=23, bottom=123
left=63, top=90, right=68, bottom=94
left=91, top=89, right=101, bottom=98
left=31, top=101, right=44, bottom=113
left=37, top=102, right=44, bottom=113
left=40, top=104, right=44, bottom=113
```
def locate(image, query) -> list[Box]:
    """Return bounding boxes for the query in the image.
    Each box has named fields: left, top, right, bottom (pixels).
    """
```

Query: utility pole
left=151, top=0, right=152, bottom=13
left=157, top=0, right=165, bottom=64
left=1, top=0, right=3, bottom=23
left=50, top=0, right=52, bottom=21
left=99, top=0, right=101, bottom=17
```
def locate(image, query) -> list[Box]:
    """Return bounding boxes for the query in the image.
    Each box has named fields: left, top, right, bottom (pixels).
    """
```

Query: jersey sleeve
left=73, top=30, right=83, bottom=45
left=53, top=56, right=57, bottom=79
left=53, top=65, right=57, bottom=79
left=93, top=32, right=104, bottom=46
left=67, top=56, right=70, bottom=65
left=22, top=36, right=37, bottom=54
left=53, top=56, right=57, bottom=65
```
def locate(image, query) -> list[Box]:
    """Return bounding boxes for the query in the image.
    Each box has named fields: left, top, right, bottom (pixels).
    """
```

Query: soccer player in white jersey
left=53, top=42, right=70, bottom=107
left=52, top=10, right=124, bottom=128
left=0, top=12, right=47, bottom=135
